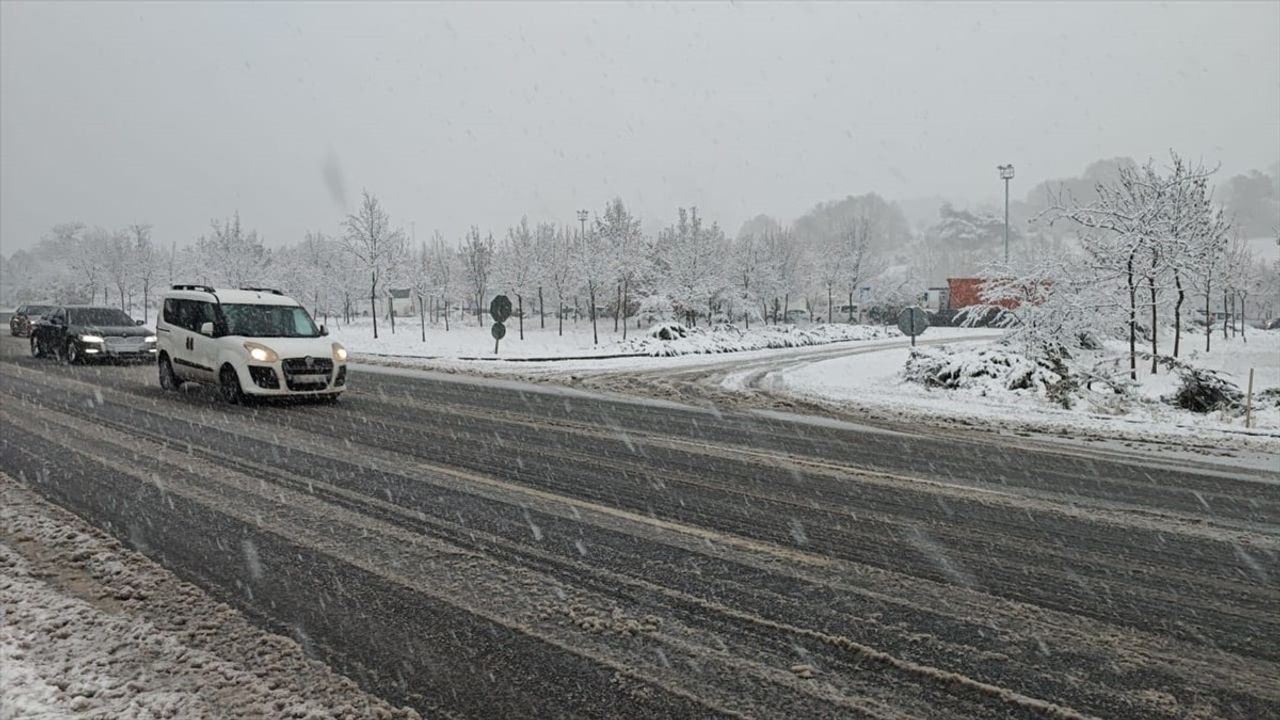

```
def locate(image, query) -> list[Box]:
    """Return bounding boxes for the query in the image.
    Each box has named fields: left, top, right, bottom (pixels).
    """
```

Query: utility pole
left=577, top=209, right=588, bottom=242
left=998, top=164, right=1015, bottom=264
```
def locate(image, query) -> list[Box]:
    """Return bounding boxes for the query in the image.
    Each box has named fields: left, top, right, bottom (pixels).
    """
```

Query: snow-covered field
left=771, top=330, right=1280, bottom=447
left=332, top=317, right=900, bottom=362
left=0, top=473, right=419, bottom=720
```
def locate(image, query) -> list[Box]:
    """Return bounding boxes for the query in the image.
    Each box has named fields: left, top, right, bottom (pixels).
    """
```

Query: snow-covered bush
left=902, top=345, right=1070, bottom=398
left=1167, top=366, right=1243, bottom=413
left=624, top=323, right=893, bottom=357
left=647, top=322, right=688, bottom=341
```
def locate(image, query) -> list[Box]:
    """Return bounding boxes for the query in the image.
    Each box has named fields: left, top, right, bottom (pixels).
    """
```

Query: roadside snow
left=0, top=473, right=419, bottom=720
left=332, top=317, right=896, bottom=361
left=772, top=332, right=1280, bottom=448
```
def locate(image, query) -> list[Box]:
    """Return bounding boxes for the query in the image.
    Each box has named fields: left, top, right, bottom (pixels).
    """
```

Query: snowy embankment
left=0, top=474, right=419, bottom=720
left=770, top=331, right=1280, bottom=447
left=331, top=317, right=898, bottom=362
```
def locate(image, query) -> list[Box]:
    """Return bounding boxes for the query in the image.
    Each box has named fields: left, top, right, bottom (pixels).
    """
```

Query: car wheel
left=30, top=336, right=42, bottom=358
left=219, top=365, right=245, bottom=404
left=159, top=355, right=178, bottom=391
left=65, top=341, right=81, bottom=365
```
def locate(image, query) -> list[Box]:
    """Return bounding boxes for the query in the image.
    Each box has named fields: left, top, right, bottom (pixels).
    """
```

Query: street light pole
left=577, top=209, right=588, bottom=240
left=998, top=164, right=1015, bottom=264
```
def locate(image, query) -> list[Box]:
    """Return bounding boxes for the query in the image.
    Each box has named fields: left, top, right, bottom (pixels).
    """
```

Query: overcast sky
left=2, top=1, right=1277, bottom=253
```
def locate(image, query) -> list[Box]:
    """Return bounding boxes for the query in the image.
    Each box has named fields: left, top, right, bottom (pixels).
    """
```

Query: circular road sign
left=490, top=295, right=512, bottom=323
left=491, top=322, right=507, bottom=341
left=896, top=307, right=930, bottom=337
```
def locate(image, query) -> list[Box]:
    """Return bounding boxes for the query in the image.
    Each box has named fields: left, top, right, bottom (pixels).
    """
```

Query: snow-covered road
left=2, top=332, right=1278, bottom=718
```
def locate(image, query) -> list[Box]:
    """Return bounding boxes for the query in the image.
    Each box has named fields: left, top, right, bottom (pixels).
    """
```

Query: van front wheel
left=220, top=365, right=245, bottom=404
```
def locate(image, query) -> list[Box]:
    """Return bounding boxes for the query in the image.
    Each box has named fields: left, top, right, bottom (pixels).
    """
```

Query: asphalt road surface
left=1, top=332, right=1277, bottom=719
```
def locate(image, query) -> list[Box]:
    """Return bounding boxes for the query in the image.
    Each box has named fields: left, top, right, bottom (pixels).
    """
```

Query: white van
left=156, top=285, right=347, bottom=403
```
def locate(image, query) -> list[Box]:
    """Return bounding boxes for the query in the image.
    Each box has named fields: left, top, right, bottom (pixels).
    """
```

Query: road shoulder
left=0, top=472, right=420, bottom=720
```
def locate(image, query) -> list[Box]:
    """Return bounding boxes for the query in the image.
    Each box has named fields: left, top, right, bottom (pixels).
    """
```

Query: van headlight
left=332, top=343, right=348, bottom=362
left=80, top=334, right=104, bottom=343
left=144, top=335, right=158, bottom=343
left=243, top=342, right=278, bottom=363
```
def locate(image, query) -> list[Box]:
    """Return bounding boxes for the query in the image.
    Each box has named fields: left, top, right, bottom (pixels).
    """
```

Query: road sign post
left=896, top=307, right=930, bottom=347
left=490, top=295, right=512, bottom=355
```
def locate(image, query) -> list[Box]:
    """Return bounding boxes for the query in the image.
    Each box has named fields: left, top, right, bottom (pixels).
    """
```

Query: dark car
left=9, top=304, right=57, bottom=337
left=30, top=306, right=158, bottom=363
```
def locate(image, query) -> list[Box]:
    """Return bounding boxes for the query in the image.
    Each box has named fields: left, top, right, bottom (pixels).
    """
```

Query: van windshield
left=220, top=304, right=320, bottom=338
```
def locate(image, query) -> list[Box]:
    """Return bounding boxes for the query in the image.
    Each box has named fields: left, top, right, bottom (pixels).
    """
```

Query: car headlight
left=144, top=335, right=158, bottom=343
left=243, top=342, right=278, bottom=363
left=80, top=334, right=104, bottom=343
left=332, top=343, right=348, bottom=362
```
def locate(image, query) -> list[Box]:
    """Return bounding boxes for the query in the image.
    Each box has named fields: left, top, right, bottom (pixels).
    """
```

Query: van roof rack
left=171, top=284, right=216, bottom=293
left=240, top=287, right=283, bottom=295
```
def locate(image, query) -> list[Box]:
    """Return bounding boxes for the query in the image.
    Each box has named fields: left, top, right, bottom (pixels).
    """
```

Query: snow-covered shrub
left=647, top=322, right=688, bottom=341
left=623, top=323, right=894, bottom=357
left=1255, top=387, right=1280, bottom=410
left=902, top=345, right=1067, bottom=395
left=1167, top=366, right=1243, bottom=413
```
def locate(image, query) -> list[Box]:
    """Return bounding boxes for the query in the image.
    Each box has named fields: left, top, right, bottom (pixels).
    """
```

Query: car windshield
left=69, top=308, right=134, bottom=326
left=221, top=304, right=319, bottom=338
left=26, top=305, right=55, bottom=315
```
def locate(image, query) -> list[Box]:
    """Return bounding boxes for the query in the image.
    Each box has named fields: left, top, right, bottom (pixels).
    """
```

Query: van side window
left=191, top=301, right=216, bottom=331
left=163, top=299, right=180, bottom=326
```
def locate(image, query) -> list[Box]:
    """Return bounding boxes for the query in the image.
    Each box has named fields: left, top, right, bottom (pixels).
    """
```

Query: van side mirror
left=135, top=319, right=145, bottom=326
left=319, top=324, right=328, bottom=336
left=199, top=321, right=214, bottom=336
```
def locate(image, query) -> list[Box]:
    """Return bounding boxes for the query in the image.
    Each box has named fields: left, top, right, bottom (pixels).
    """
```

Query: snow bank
left=333, top=316, right=898, bottom=361
left=772, top=331, right=1280, bottom=447
left=618, top=323, right=898, bottom=357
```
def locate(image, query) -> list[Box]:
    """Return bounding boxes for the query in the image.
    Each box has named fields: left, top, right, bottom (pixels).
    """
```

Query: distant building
left=388, top=288, right=414, bottom=317
left=925, top=286, right=950, bottom=312
left=946, top=278, right=984, bottom=310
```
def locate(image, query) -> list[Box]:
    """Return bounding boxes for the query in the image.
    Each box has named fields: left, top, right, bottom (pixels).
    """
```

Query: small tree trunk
left=143, top=283, right=150, bottom=323
left=827, top=285, right=833, bottom=324
left=443, top=300, right=450, bottom=331
left=370, top=271, right=379, bottom=340
left=518, top=294, right=524, bottom=340
left=538, top=286, right=545, bottom=329
left=1223, top=292, right=1229, bottom=340
left=784, top=293, right=790, bottom=324
left=589, top=284, right=598, bottom=345
left=613, top=282, right=620, bottom=332
left=1173, top=273, right=1184, bottom=358
left=1126, top=252, right=1136, bottom=381
left=558, top=299, right=564, bottom=337
left=1233, top=292, right=1244, bottom=338
left=622, top=278, right=629, bottom=340
left=1148, top=275, right=1158, bottom=375
left=848, top=288, right=854, bottom=324
left=420, top=295, right=426, bottom=342
left=389, top=295, right=396, bottom=334
left=574, top=296, right=579, bottom=324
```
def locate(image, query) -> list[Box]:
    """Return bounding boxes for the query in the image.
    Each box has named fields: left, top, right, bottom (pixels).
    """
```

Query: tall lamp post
left=997, top=164, right=1015, bottom=264
left=577, top=209, right=588, bottom=240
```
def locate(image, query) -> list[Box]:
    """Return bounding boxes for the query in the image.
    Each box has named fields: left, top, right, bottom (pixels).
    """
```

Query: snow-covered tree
left=196, top=212, right=270, bottom=289
left=656, top=207, right=728, bottom=326
left=428, top=231, right=457, bottom=331
left=341, top=191, right=406, bottom=339
left=494, top=217, right=538, bottom=339
left=458, top=226, right=494, bottom=327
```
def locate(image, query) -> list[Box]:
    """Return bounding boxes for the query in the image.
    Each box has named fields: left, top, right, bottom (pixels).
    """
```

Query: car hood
left=72, top=324, right=152, bottom=337
left=233, top=336, right=339, bottom=360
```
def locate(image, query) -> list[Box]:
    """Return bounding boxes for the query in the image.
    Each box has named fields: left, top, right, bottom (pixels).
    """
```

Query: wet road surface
left=2, top=333, right=1277, bottom=719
